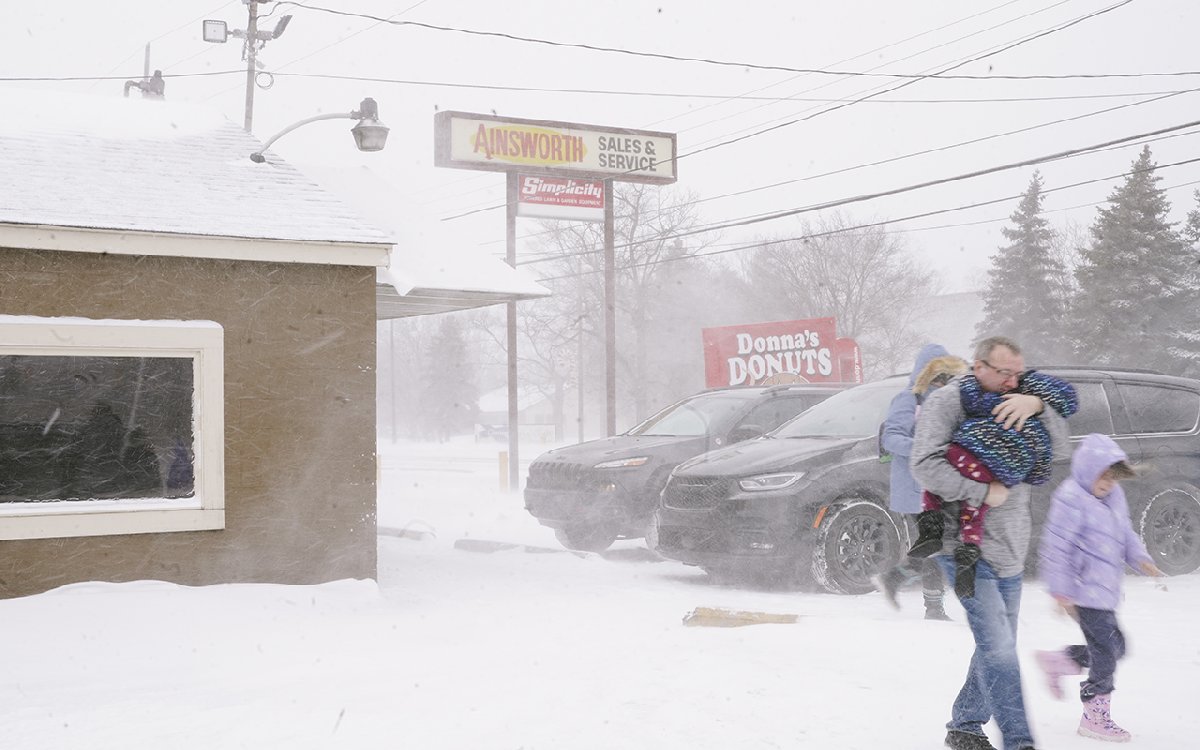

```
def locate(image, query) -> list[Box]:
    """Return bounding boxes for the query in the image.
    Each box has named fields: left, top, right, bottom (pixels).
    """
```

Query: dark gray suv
left=652, top=367, right=1200, bottom=594
left=524, top=384, right=845, bottom=552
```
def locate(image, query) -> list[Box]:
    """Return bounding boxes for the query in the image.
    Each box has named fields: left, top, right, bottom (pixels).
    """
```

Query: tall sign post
left=434, top=112, right=677, bottom=486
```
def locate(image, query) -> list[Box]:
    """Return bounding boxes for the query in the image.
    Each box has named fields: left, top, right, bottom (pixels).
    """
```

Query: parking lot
left=375, top=437, right=1196, bottom=750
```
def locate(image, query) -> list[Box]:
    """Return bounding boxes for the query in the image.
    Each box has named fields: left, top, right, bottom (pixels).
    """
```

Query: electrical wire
left=531, top=156, right=1200, bottom=282
left=439, top=86, right=1200, bottom=223
left=277, top=0, right=1188, bottom=82
left=518, top=115, right=1200, bottom=265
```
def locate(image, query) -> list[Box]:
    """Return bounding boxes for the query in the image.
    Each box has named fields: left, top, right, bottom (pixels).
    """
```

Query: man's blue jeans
left=936, top=556, right=1034, bottom=750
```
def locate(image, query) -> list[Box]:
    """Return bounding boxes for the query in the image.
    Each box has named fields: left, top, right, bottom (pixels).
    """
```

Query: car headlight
left=593, top=456, right=650, bottom=469
left=738, top=472, right=805, bottom=492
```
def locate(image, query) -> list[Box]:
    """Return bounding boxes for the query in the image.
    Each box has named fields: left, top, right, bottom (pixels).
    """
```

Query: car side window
left=1067, top=381, right=1115, bottom=436
left=1117, top=383, right=1200, bottom=434
left=733, top=396, right=815, bottom=435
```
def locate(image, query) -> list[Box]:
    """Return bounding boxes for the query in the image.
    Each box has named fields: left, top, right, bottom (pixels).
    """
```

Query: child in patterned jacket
left=1034, top=433, right=1163, bottom=742
left=907, top=370, right=1078, bottom=597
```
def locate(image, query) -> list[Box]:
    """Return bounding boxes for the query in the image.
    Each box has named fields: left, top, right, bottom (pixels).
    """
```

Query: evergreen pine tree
left=418, top=316, right=479, bottom=441
left=974, top=171, right=1069, bottom=364
left=1184, top=189, right=1200, bottom=248
left=1071, top=146, right=1200, bottom=375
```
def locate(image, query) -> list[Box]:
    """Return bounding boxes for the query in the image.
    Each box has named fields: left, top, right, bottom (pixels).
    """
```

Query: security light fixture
left=250, top=98, right=390, bottom=163
left=202, top=20, right=228, bottom=43
left=350, top=98, right=389, bottom=152
left=271, top=15, right=292, bottom=39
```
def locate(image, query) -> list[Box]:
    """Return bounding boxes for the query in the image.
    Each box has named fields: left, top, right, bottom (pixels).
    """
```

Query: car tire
left=812, top=499, right=903, bottom=595
left=553, top=523, right=620, bottom=553
left=1138, top=483, right=1200, bottom=576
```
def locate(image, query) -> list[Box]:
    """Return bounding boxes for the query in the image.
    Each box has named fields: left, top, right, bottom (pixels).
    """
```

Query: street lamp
left=249, top=98, right=389, bottom=163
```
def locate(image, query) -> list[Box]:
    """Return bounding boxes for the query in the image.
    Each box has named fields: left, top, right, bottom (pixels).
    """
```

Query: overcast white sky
left=6, top=0, right=1200, bottom=293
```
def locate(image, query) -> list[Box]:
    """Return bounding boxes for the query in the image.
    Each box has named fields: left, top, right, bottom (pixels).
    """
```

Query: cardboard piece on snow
left=682, top=606, right=799, bottom=628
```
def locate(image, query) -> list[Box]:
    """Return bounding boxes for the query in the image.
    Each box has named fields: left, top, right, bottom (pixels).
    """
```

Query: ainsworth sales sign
left=517, top=175, right=605, bottom=222
left=434, top=111, right=677, bottom=184
left=702, top=318, right=864, bottom=387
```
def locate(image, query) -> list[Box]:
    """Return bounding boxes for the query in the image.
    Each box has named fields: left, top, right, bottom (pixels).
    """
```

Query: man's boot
left=1078, top=694, right=1131, bottom=742
left=953, top=543, right=981, bottom=598
left=908, top=509, right=945, bottom=558
left=944, top=729, right=998, bottom=750
left=924, top=592, right=952, bottom=621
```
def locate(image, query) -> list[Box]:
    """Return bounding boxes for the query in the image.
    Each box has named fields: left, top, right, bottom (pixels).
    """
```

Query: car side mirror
left=729, top=424, right=764, bottom=443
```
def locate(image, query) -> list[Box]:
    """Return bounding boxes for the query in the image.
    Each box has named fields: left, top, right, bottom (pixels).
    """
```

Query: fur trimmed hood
left=912, top=355, right=968, bottom=395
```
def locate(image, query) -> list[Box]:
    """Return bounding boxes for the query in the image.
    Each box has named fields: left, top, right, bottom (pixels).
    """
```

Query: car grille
left=527, top=461, right=597, bottom=490
left=662, top=476, right=731, bottom=510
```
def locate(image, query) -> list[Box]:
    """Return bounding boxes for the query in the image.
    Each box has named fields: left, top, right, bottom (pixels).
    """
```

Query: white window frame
left=0, top=315, right=224, bottom=540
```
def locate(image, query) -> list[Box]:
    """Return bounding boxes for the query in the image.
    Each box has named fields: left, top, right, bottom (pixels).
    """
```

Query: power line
left=441, top=85, right=1200, bottom=224
left=639, top=0, right=1036, bottom=129
left=521, top=115, right=1200, bottom=265
left=267, top=72, right=1195, bottom=105
left=664, top=0, right=1075, bottom=140
left=669, top=0, right=1138, bottom=168
left=531, top=156, right=1200, bottom=283
left=88, top=0, right=240, bottom=85
left=435, top=0, right=1152, bottom=222
left=278, top=0, right=1187, bottom=82
left=13, top=67, right=1190, bottom=105
left=0, top=71, right=245, bottom=83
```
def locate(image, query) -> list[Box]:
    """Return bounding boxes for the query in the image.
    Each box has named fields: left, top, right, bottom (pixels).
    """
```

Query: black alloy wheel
left=812, top=499, right=903, bottom=595
left=1139, top=484, right=1200, bottom=576
left=553, top=523, right=620, bottom=553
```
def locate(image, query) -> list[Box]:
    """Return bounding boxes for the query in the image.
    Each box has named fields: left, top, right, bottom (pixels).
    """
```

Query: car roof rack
left=761, top=383, right=847, bottom=394
left=1040, top=365, right=1164, bottom=375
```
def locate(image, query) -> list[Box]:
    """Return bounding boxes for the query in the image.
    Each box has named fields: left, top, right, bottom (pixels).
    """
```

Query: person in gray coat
left=910, top=335, right=1070, bottom=750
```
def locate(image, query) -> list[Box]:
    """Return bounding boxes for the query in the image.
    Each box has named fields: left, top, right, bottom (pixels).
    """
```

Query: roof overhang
left=375, top=265, right=549, bottom=319
left=0, top=222, right=391, bottom=267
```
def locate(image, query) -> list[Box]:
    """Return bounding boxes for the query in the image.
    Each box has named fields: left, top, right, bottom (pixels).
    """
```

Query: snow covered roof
left=0, top=89, right=392, bottom=265
left=478, top=385, right=550, bottom=413
left=298, top=164, right=549, bottom=319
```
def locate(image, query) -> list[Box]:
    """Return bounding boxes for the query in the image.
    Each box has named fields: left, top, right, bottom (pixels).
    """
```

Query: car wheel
left=812, top=499, right=902, bottom=595
left=553, top=523, right=620, bottom=553
left=1138, top=484, right=1200, bottom=576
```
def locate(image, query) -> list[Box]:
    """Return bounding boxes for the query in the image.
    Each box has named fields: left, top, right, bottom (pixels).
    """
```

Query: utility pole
left=243, top=1, right=258, bottom=132
left=202, top=2, right=293, bottom=133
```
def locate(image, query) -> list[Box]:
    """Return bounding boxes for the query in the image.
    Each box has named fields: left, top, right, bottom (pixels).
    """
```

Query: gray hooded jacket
left=910, top=375, right=1069, bottom=577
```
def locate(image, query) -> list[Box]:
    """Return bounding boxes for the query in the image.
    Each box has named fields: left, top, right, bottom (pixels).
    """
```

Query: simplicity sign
left=434, top=111, right=677, bottom=185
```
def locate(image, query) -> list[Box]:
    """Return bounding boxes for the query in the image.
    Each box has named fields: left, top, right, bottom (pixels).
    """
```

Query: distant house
left=477, top=385, right=557, bottom=442
left=0, top=90, right=397, bottom=598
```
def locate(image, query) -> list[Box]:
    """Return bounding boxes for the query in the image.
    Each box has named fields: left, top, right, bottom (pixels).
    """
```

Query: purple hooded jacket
left=1038, top=434, right=1153, bottom=611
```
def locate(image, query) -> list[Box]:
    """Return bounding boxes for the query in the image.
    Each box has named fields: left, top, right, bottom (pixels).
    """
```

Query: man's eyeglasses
left=979, top=359, right=1027, bottom=380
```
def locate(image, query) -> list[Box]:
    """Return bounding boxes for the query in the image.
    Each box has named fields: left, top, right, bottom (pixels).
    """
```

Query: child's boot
left=952, top=543, right=981, bottom=598
left=908, top=509, right=944, bottom=558
left=1033, top=649, right=1081, bottom=701
left=1078, top=694, right=1131, bottom=742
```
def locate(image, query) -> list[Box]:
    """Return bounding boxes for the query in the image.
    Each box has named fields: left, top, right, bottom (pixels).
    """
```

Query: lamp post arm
left=250, top=111, right=354, bottom=162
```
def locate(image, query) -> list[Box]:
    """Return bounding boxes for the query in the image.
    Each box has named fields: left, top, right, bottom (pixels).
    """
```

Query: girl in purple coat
left=1035, top=433, right=1163, bottom=743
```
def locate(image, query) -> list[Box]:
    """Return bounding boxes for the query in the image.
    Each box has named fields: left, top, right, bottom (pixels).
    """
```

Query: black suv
left=523, top=384, right=846, bottom=551
left=652, top=368, right=1200, bottom=594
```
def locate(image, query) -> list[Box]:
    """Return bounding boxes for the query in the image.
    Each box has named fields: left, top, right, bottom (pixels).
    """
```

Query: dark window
left=735, top=395, right=823, bottom=435
left=1067, top=381, right=1114, bottom=436
left=0, top=355, right=195, bottom=502
left=1118, top=383, right=1200, bottom=434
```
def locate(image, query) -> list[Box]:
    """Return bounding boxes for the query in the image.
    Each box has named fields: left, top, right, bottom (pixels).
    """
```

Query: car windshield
left=627, top=392, right=756, bottom=437
left=772, top=380, right=905, bottom=438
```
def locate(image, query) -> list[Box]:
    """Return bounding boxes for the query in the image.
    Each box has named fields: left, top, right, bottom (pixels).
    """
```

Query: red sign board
left=516, top=175, right=605, bottom=222
left=702, top=318, right=863, bottom=387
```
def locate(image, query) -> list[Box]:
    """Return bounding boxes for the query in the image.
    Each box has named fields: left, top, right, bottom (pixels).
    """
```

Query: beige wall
left=0, top=247, right=377, bottom=598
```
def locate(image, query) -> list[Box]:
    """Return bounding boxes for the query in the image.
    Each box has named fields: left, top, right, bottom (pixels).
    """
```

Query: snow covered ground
left=2, top=436, right=1196, bottom=749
